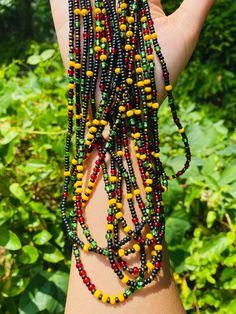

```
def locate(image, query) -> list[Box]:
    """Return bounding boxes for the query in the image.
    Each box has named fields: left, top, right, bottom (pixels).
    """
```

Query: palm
left=50, top=0, right=213, bottom=101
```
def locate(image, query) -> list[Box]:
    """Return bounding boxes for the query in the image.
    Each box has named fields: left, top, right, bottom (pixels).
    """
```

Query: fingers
left=178, top=0, right=215, bottom=31
left=148, top=0, right=166, bottom=19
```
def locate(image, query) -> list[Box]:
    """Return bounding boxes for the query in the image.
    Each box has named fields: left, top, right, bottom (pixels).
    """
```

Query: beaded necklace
left=61, top=0, right=191, bottom=305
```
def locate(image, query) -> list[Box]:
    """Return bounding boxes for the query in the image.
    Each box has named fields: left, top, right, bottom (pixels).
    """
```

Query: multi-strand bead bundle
left=61, top=0, right=191, bottom=305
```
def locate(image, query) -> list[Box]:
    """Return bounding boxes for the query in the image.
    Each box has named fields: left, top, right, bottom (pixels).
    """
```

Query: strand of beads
left=60, top=0, right=191, bottom=305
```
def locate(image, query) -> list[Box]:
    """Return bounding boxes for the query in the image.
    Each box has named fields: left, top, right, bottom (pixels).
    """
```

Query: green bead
left=125, top=288, right=132, bottom=296
left=103, top=249, right=109, bottom=256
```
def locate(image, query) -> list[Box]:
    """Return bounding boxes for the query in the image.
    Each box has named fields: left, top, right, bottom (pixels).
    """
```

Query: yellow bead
left=126, top=78, right=133, bottom=85
left=118, top=292, right=125, bottom=302
left=144, top=35, right=151, bottom=41
left=116, top=202, right=122, bottom=209
left=64, top=171, right=71, bottom=177
left=82, top=194, right=89, bottom=201
left=69, top=61, right=75, bottom=67
left=136, top=153, right=140, bottom=158
left=146, top=233, right=153, bottom=240
left=133, top=244, right=140, bottom=252
left=68, top=105, right=73, bottom=110
left=119, top=105, right=126, bottom=112
left=115, top=67, right=121, bottom=74
left=77, top=173, right=83, bottom=179
left=147, top=102, right=152, bottom=108
left=134, top=189, right=140, bottom=195
left=94, top=289, right=102, bottom=299
left=89, top=182, right=95, bottom=187
left=121, top=275, right=129, bottom=284
left=107, top=224, right=114, bottom=231
left=117, top=7, right=121, bottom=14
left=74, top=181, right=82, bottom=187
left=124, top=225, right=131, bottom=233
left=85, top=188, right=92, bottom=194
left=95, top=26, right=102, bottom=32
left=153, top=152, right=160, bottom=158
left=68, top=83, right=74, bottom=90
left=115, top=212, right=123, bottom=219
left=81, top=8, right=89, bottom=15
left=94, top=8, right=101, bottom=14
left=152, top=102, right=160, bottom=109
left=162, top=185, right=168, bottom=192
left=147, top=94, right=152, bottom=100
left=127, top=16, right=135, bottom=23
left=134, top=109, right=141, bottom=115
left=108, top=198, right=116, bottom=205
left=116, top=150, right=123, bottom=156
left=100, top=54, right=107, bottom=61
left=140, top=154, right=146, bottom=160
left=94, top=46, right=101, bottom=52
left=126, top=31, right=133, bottom=37
left=146, top=262, right=154, bottom=271
left=151, top=32, right=157, bottom=39
left=165, top=84, right=173, bottom=91
left=136, top=67, right=143, bottom=73
left=110, top=295, right=116, bottom=305
left=118, top=249, right=125, bottom=257
left=87, top=133, right=94, bottom=139
left=100, top=119, right=108, bottom=126
left=101, top=293, right=109, bottom=303
left=76, top=113, right=82, bottom=119
left=89, top=126, right=97, bottom=133
left=72, top=159, right=78, bottom=165
left=125, top=43, right=132, bottom=50
left=121, top=114, right=126, bottom=119
left=147, top=54, right=154, bottom=60
left=135, top=54, right=141, bottom=61
left=146, top=178, right=153, bottom=184
left=141, top=16, right=147, bottom=23
left=126, top=193, right=133, bottom=199
left=137, top=81, right=144, bottom=88
left=74, top=62, right=82, bottom=70
left=145, top=186, right=152, bottom=193
left=77, top=165, right=83, bottom=171
left=120, top=24, right=127, bottom=31
left=144, top=79, right=151, bottom=85
left=86, top=70, right=94, bottom=77
left=133, top=132, right=140, bottom=139
left=102, top=8, right=106, bottom=14
left=126, top=110, right=134, bottom=117
left=145, top=87, right=152, bottom=93
left=155, top=244, right=163, bottom=251
left=169, top=175, right=173, bottom=180
left=120, top=3, right=127, bottom=9
left=74, top=8, right=81, bottom=15
left=151, top=250, right=157, bottom=256
left=83, top=244, right=90, bottom=252
left=92, top=119, right=100, bottom=125
left=110, top=176, right=117, bottom=182
left=178, top=128, right=185, bottom=133
left=75, top=188, right=83, bottom=194
left=101, top=37, right=107, bottom=43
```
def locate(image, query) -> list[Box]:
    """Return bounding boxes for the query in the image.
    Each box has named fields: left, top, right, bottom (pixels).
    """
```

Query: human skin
left=49, top=1, right=215, bottom=313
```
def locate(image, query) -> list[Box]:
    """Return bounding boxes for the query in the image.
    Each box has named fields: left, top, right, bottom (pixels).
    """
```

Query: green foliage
left=0, top=45, right=70, bottom=314
left=0, top=0, right=235, bottom=313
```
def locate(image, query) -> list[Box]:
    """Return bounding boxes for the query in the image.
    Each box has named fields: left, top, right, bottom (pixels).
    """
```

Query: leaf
left=0, top=130, right=18, bottom=145
left=0, top=227, right=22, bottom=250
left=40, top=49, right=55, bottom=61
left=33, top=230, right=52, bottom=245
left=40, top=244, right=64, bottom=263
left=165, top=217, right=191, bottom=247
left=19, top=270, right=69, bottom=314
left=9, top=183, right=26, bottom=201
left=2, top=277, right=30, bottom=298
left=27, top=55, right=41, bottom=65
left=221, top=164, right=236, bottom=185
left=199, top=233, right=228, bottom=258
left=18, top=245, right=39, bottom=264
left=206, top=211, right=217, bottom=228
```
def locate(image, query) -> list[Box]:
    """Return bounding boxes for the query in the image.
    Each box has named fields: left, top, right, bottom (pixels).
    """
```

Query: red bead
left=89, top=284, right=95, bottom=291
left=133, top=267, right=139, bottom=275
left=63, top=192, right=68, bottom=198
left=78, top=217, right=85, bottom=223
left=76, top=262, right=83, bottom=269
left=83, top=277, right=91, bottom=284
left=132, top=217, right=139, bottom=224
left=79, top=269, right=86, bottom=276
left=155, top=261, right=161, bottom=268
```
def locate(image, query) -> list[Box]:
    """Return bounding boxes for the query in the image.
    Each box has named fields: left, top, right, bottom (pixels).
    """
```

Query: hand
left=50, top=0, right=215, bottom=102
